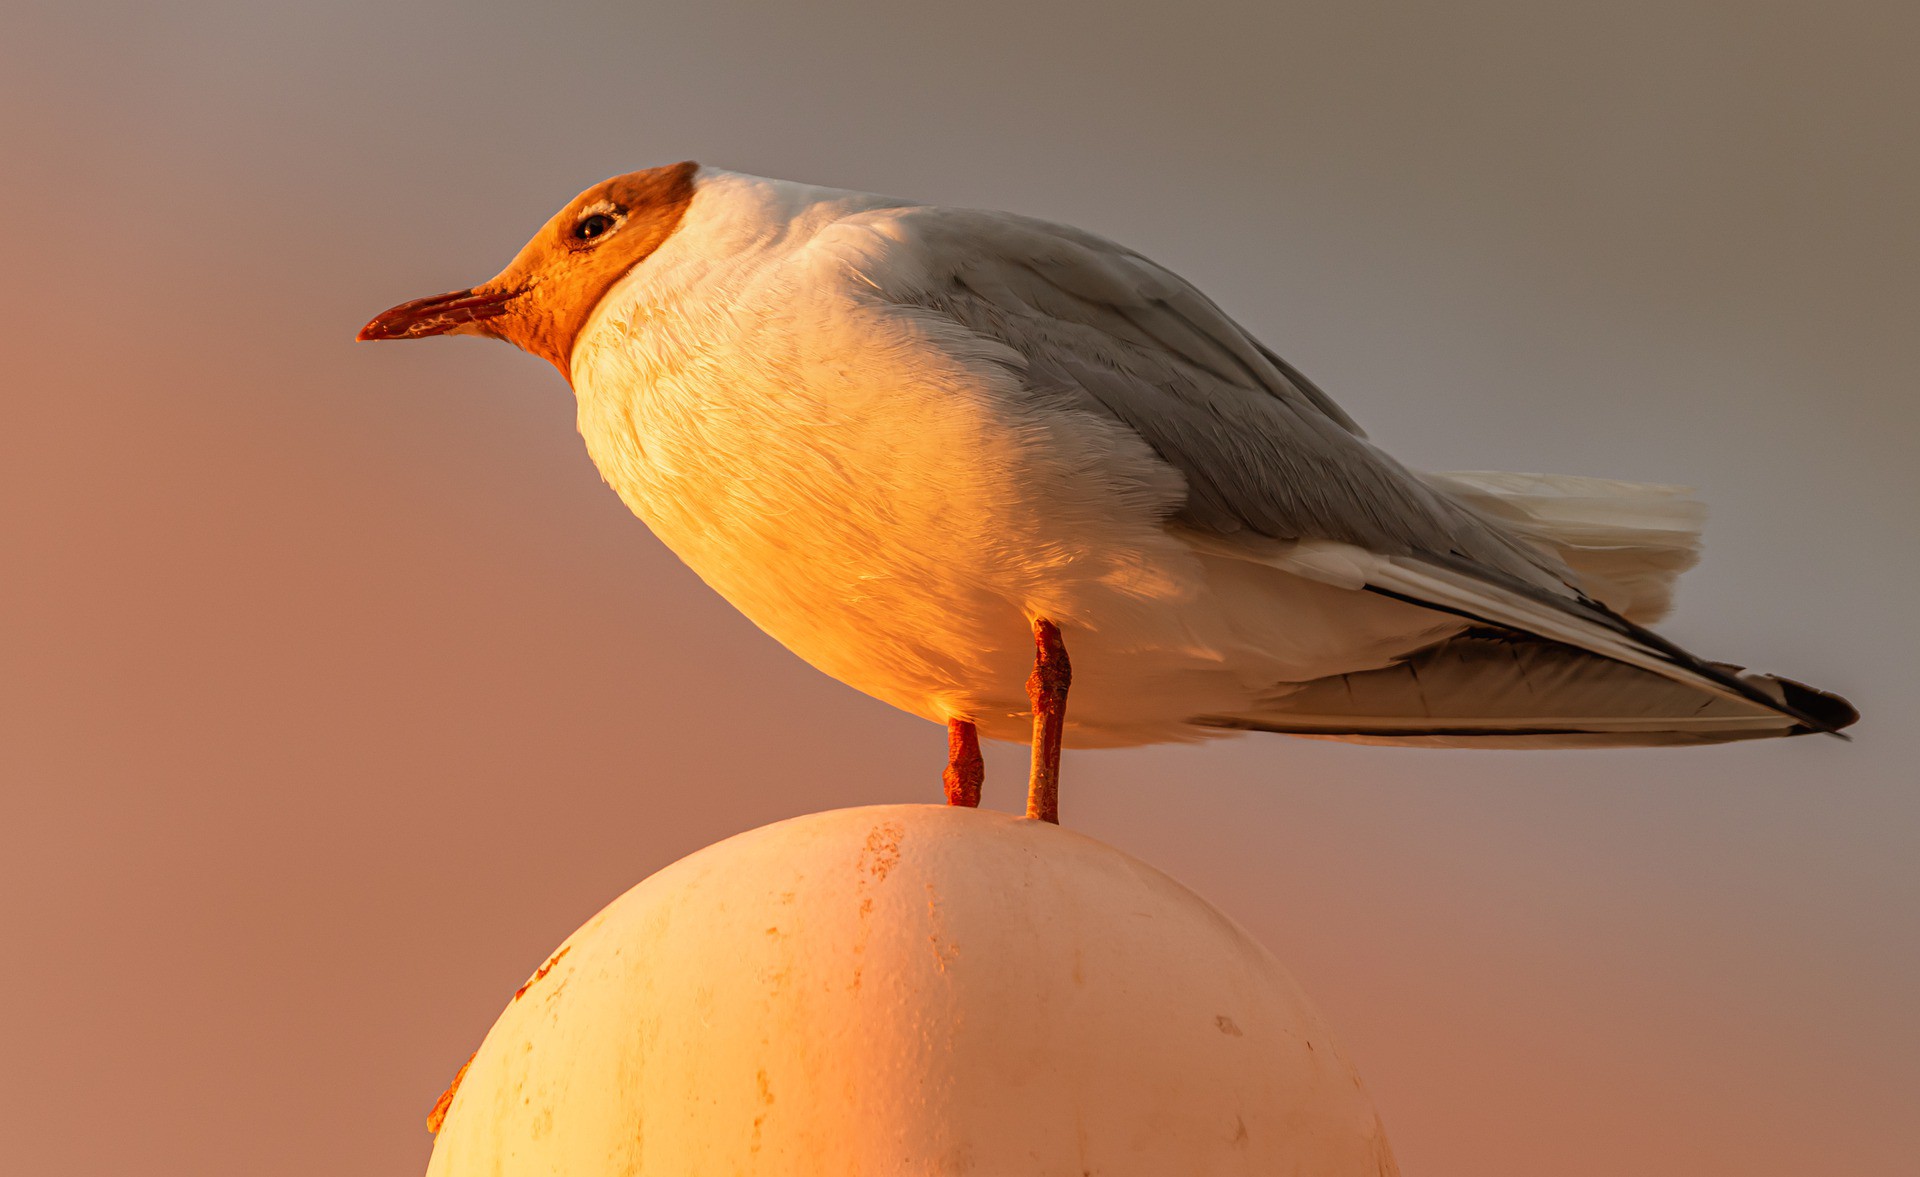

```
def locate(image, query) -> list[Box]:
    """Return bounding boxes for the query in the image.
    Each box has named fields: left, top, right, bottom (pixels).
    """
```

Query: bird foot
left=1025, top=619, right=1071, bottom=824
left=943, top=718, right=983, bottom=807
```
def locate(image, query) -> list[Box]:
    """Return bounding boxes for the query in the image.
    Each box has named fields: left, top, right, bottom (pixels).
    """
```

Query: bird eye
left=573, top=213, right=617, bottom=241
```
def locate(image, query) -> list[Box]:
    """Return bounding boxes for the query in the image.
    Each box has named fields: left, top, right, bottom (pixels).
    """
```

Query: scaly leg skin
left=1025, top=618, right=1071, bottom=824
left=943, top=718, right=983, bottom=808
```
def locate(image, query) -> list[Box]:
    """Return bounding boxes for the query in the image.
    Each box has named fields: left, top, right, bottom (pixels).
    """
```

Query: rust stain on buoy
left=514, top=945, right=572, bottom=1001
left=750, top=1068, right=776, bottom=1154
left=426, top=1052, right=476, bottom=1134
left=860, top=821, right=904, bottom=880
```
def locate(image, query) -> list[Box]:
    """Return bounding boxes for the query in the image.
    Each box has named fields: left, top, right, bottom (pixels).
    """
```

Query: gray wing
left=879, top=207, right=1560, bottom=581
left=861, top=206, right=1846, bottom=734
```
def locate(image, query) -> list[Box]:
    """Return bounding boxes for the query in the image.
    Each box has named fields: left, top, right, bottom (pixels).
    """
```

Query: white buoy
left=425, top=804, right=1398, bottom=1175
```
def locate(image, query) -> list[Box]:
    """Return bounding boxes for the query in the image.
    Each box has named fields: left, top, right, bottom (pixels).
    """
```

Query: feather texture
left=1199, top=630, right=1857, bottom=748
left=1425, top=471, right=1704, bottom=623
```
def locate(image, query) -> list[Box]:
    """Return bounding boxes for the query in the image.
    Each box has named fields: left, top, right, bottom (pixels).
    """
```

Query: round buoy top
left=426, top=804, right=1397, bottom=1176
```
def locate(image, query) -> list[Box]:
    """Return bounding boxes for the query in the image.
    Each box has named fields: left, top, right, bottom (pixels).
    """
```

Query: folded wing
left=843, top=205, right=1854, bottom=739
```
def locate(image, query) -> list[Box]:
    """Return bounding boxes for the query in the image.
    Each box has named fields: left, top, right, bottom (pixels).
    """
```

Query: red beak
left=356, top=286, right=519, bottom=341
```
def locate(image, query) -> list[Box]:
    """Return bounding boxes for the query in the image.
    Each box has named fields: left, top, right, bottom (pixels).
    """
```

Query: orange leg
left=943, top=719, right=983, bottom=808
left=1025, top=618, right=1071, bottom=824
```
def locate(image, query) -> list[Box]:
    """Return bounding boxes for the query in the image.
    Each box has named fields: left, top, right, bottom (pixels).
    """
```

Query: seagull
left=359, top=162, right=1857, bottom=823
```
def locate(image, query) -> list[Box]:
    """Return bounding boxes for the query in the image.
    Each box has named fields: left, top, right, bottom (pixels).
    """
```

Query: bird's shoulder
left=800, top=202, right=1366, bottom=439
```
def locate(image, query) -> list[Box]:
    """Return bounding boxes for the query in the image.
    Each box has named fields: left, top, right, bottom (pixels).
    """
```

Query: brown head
left=357, top=161, right=699, bottom=375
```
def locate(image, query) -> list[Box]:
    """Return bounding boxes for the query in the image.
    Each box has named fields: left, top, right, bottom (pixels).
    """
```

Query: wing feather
left=875, top=211, right=1560, bottom=579
left=838, top=206, right=1851, bottom=736
left=1197, top=630, right=1856, bottom=748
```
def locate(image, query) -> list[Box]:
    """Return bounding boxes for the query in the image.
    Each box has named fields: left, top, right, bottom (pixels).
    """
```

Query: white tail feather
left=1426, top=471, right=1704, bottom=623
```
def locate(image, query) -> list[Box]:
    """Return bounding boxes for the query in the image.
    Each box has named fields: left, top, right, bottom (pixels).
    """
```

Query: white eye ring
left=572, top=201, right=624, bottom=242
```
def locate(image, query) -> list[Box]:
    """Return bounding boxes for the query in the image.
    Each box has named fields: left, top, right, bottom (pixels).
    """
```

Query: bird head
left=357, top=161, right=699, bottom=375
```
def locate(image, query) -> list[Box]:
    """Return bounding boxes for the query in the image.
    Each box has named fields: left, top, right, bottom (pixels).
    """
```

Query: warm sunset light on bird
left=361, top=164, right=1856, bottom=824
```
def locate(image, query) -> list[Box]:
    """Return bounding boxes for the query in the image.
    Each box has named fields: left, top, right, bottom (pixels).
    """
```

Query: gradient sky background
left=4, top=2, right=1916, bottom=1174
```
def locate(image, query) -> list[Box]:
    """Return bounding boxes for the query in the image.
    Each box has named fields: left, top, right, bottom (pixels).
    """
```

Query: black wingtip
left=1774, top=676, right=1860, bottom=739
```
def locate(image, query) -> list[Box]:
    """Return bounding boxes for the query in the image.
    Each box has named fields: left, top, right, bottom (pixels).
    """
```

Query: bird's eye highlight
left=574, top=213, right=617, bottom=241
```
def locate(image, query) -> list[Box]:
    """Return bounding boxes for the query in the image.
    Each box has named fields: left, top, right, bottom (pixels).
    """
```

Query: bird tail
left=1197, top=630, right=1858, bottom=749
left=1423, top=470, right=1704, bottom=624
